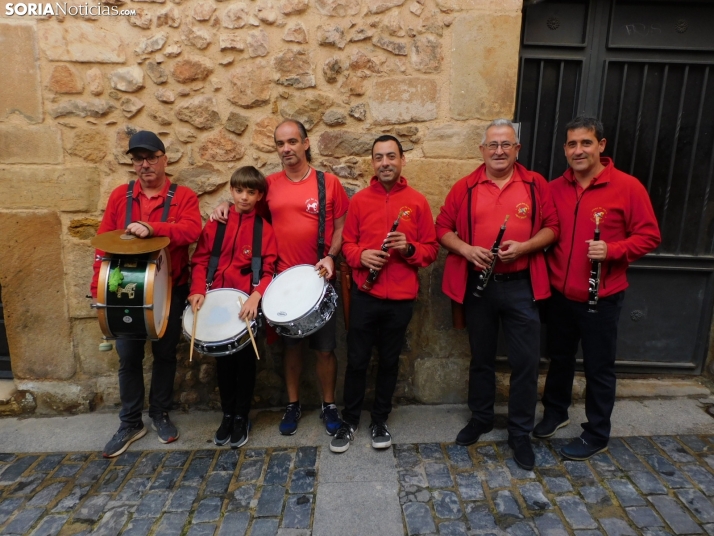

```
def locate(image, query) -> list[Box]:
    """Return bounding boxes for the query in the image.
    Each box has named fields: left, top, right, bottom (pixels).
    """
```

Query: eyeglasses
left=484, top=142, right=517, bottom=152
left=131, top=154, right=163, bottom=165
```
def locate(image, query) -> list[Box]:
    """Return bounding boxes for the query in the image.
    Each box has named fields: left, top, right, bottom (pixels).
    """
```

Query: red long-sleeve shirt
left=548, top=157, right=661, bottom=302
left=342, top=176, right=439, bottom=300
left=189, top=208, right=277, bottom=297
left=91, top=179, right=202, bottom=297
left=435, top=163, right=560, bottom=303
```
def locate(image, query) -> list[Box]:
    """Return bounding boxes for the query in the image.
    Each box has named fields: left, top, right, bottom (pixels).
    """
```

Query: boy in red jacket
left=188, top=167, right=277, bottom=448
left=330, top=135, right=439, bottom=453
left=534, top=117, right=661, bottom=460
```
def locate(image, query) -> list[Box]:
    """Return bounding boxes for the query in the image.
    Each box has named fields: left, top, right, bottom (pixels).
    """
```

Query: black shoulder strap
left=466, top=182, right=478, bottom=246
left=316, top=170, right=326, bottom=261
left=161, top=183, right=178, bottom=223
left=529, top=180, right=536, bottom=229
left=251, top=215, right=263, bottom=287
left=124, top=180, right=135, bottom=228
left=206, top=222, right=227, bottom=290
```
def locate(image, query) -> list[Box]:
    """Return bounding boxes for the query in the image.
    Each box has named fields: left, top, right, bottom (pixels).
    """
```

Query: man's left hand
left=126, top=222, right=151, bottom=238
left=498, top=240, right=526, bottom=264
left=586, top=239, right=607, bottom=261
left=315, top=255, right=335, bottom=278
left=383, top=231, right=409, bottom=255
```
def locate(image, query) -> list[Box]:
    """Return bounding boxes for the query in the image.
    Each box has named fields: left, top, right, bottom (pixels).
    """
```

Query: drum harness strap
left=205, top=215, right=264, bottom=291
left=124, top=180, right=178, bottom=229
left=316, top=170, right=327, bottom=261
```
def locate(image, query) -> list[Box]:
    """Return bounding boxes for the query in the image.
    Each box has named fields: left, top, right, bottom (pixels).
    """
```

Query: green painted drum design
left=96, top=248, right=171, bottom=341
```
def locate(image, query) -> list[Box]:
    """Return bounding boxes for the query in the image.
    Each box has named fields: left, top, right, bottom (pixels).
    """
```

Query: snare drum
left=182, top=288, right=258, bottom=357
left=96, top=248, right=171, bottom=340
left=261, top=264, right=337, bottom=338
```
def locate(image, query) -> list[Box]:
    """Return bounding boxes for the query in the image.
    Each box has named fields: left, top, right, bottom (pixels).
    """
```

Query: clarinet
left=362, top=211, right=403, bottom=291
left=473, top=215, right=509, bottom=298
left=587, top=215, right=602, bottom=313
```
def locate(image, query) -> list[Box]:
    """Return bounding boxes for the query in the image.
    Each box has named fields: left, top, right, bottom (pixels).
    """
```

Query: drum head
left=262, top=265, right=326, bottom=323
left=183, top=289, right=250, bottom=343
left=151, top=248, right=171, bottom=338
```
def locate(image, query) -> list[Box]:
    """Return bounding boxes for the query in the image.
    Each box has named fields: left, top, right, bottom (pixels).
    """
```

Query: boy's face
left=231, top=186, right=264, bottom=214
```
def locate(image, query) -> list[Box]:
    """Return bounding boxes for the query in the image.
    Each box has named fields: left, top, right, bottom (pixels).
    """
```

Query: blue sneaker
left=279, top=402, right=301, bottom=435
left=320, top=403, right=342, bottom=436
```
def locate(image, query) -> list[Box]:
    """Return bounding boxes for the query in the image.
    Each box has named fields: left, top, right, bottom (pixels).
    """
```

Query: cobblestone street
left=2, top=434, right=714, bottom=535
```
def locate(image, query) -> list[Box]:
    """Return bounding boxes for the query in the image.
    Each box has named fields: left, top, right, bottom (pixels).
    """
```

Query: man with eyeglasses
left=435, top=118, right=559, bottom=470
left=91, top=130, right=202, bottom=458
left=534, top=117, right=660, bottom=460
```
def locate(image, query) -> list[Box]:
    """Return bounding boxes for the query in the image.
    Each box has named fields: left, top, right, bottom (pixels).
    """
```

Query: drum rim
left=262, top=264, right=327, bottom=324
left=182, top=287, right=253, bottom=343
left=145, top=248, right=172, bottom=340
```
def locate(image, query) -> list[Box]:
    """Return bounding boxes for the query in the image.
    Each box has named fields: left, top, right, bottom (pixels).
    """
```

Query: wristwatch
left=327, top=253, right=338, bottom=262
left=405, top=243, right=416, bottom=257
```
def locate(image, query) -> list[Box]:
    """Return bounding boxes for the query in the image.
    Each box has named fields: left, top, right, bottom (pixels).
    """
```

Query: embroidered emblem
left=399, top=206, right=413, bottom=221
left=515, top=202, right=530, bottom=219
left=305, top=198, right=319, bottom=214
left=591, top=207, right=607, bottom=223
left=242, top=245, right=252, bottom=257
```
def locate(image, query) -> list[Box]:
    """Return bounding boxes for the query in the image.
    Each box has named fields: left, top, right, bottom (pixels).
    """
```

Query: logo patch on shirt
left=591, top=207, right=607, bottom=223
left=399, top=206, right=413, bottom=221
left=515, top=202, right=530, bottom=219
left=305, top=198, right=319, bottom=214
left=242, top=246, right=252, bottom=258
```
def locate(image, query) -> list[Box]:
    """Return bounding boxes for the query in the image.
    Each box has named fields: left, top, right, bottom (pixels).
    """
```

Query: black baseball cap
left=126, top=131, right=166, bottom=154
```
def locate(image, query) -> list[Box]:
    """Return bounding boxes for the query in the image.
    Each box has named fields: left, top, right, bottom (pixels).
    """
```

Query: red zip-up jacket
left=91, top=179, right=202, bottom=297
left=342, top=176, right=439, bottom=300
left=189, top=208, right=277, bottom=297
left=435, top=163, right=560, bottom=303
left=548, top=157, right=661, bottom=302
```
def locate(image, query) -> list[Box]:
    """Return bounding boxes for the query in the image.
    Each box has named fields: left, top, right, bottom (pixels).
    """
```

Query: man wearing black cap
left=91, top=131, right=202, bottom=458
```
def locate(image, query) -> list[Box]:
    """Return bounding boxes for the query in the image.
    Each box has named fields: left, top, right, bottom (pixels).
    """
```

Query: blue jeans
left=116, top=284, right=188, bottom=427
left=464, top=272, right=541, bottom=437
left=542, top=288, right=625, bottom=447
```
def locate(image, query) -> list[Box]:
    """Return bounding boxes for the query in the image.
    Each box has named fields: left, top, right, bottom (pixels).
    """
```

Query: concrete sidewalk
left=0, top=399, right=713, bottom=535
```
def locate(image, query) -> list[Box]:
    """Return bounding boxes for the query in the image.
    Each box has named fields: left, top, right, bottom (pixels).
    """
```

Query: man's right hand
left=209, top=202, right=231, bottom=223
left=360, top=249, right=389, bottom=271
left=187, top=294, right=205, bottom=313
left=460, top=245, right=494, bottom=271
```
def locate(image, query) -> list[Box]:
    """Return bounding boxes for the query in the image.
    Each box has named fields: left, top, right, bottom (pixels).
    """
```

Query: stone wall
left=0, top=0, right=524, bottom=414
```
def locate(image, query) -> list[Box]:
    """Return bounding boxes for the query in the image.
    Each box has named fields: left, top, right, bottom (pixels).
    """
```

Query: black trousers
left=542, top=288, right=625, bottom=447
left=464, top=272, right=541, bottom=437
left=342, top=288, right=414, bottom=427
left=117, top=284, right=189, bottom=427
left=215, top=345, right=256, bottom=418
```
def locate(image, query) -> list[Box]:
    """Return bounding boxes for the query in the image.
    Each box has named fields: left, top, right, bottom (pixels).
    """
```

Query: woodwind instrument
left=361, top=211, right=403, bottom=291
left=473, top=215, right=509, bottom=298
left=587, top=214, right=602, bottom=313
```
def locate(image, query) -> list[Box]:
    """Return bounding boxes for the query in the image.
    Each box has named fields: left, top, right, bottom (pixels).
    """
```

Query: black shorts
left=282, top=311, right=337, bottom=353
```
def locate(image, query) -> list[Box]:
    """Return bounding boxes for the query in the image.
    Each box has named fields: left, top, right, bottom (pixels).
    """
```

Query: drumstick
left=238, top=296, right=261, bottom=361
left=317, top=267, right=328, bottom=278
left=189, top=307, right=199, bottom=363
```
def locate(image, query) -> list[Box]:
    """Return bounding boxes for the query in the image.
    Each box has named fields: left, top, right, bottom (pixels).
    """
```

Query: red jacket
left=190, top=208, right=277, bottom=297
left=342, top=176, right=439, bottom=300
left=91, top=179, right=202, bottom=297
left=548, top=157, right=661, bottom=302
left=435, top=163, right=559, bottom=303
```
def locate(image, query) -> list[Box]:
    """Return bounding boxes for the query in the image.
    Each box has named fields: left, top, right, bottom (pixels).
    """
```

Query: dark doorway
left=516, top=0, right=714, bottom=373
left=0, top=284, right=12, bottom=379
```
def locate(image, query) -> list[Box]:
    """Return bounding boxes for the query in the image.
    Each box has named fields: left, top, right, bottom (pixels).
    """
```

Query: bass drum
left=96, top=248, right=171, bottom=340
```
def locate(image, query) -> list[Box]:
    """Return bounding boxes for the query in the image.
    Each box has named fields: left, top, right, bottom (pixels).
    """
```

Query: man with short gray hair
left=435, top=119, right=559, bottom=470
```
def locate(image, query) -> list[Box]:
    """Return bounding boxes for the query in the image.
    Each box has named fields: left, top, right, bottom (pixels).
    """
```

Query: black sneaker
left=152, top=412, right=179, bottom=444
left=320, top=403, right=342, bottom=436
left=279, top=402, right=301, bottom=436
left=533, top=415, right=570, bottom=439
left=508, top=434, right=535, bottom=471
left=214, top=414, right=234, bottom=446
left=230, top=416, right=250, bottom=449
left=455, top=419, right=493, bottom=446
left=370, top=421, right=392, bottom=449
left=330, top=422, right=357, bottom=454
left=560, top=437, right=607, bottom=461
left=103, top=423, right=147, bottom=458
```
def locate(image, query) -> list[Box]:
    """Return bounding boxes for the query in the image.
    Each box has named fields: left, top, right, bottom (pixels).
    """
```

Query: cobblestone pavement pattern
left=2, top=435, right=714, bottom=535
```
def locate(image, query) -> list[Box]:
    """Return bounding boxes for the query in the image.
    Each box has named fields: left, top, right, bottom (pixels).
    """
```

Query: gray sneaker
left=152, top=412, right=179, bottom=444
left=330, top=422, right=357, bottom=453
left=370, top=421, right=392, bottom=449
left=103, top=423, right=146, bottom=458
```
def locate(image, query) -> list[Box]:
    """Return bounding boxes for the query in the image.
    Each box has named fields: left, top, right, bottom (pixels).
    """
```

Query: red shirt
left=342, top=176, right=439, bottom=300
left=264, top=169, right=349, bottom=273
left=472, top=174, right=533, bottom=273
left=548, top=158, right=661, bottom=301
left=91, top=179, right=202, bottom=297
left=190, top=208, right=277, bottom=297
